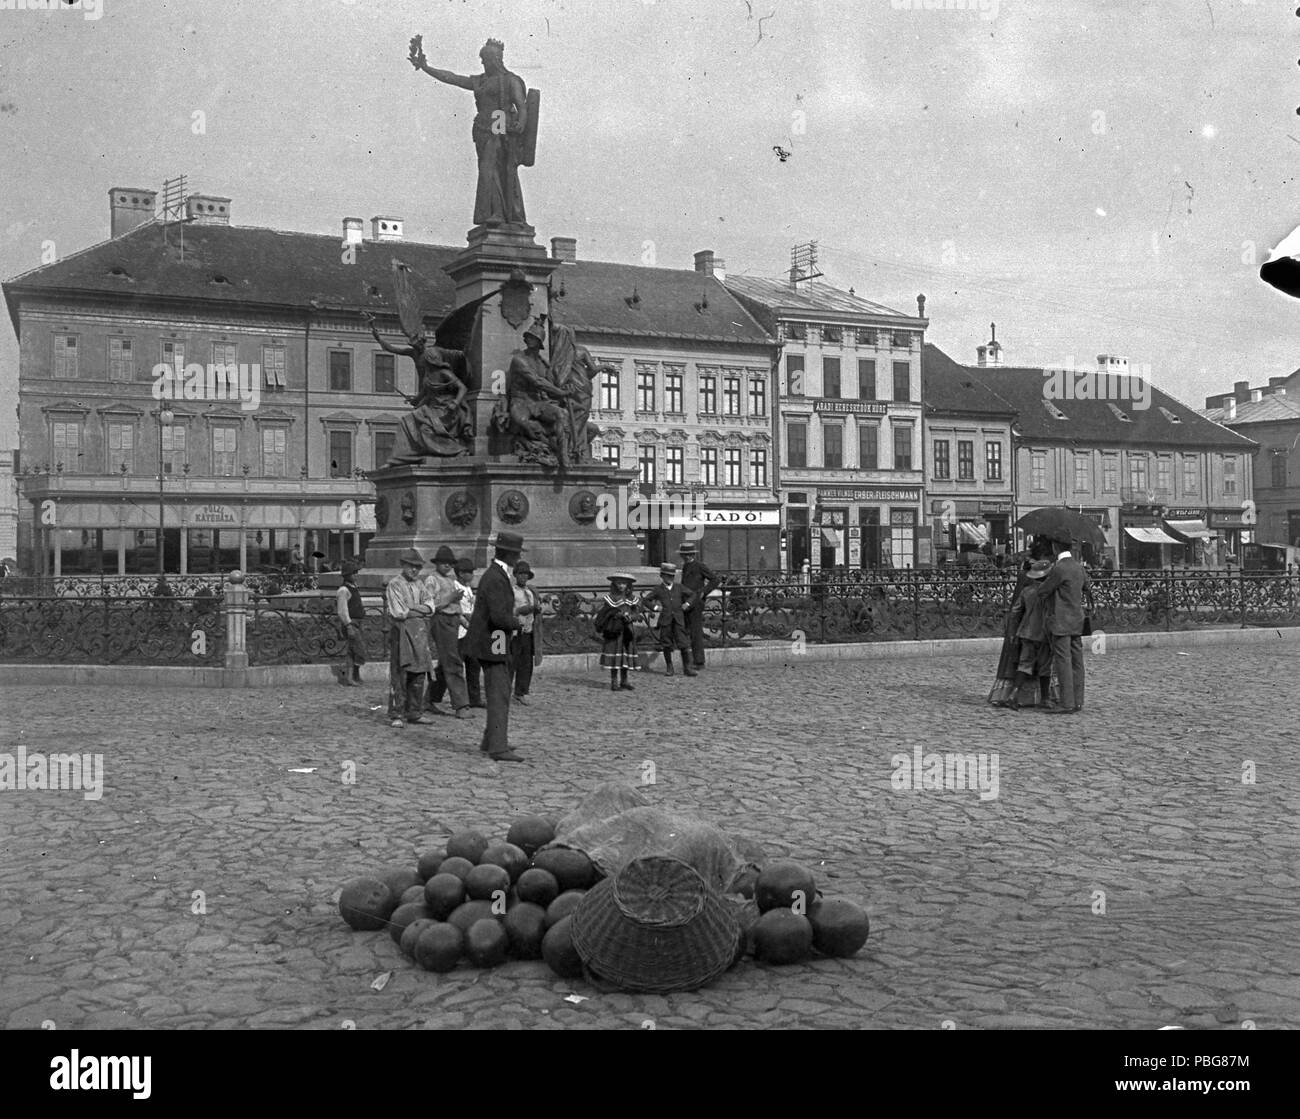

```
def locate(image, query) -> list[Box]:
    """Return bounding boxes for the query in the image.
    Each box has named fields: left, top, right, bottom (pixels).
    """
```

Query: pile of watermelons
left=337, top=814, right=870, bottom=979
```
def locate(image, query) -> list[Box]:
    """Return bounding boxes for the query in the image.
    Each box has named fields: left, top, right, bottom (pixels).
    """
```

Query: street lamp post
left=154, top=408, right=174, bottom=574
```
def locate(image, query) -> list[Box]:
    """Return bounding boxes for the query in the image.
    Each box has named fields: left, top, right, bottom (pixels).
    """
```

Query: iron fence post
left=720, top=583, right=728, bottom=648
left=818, top=579, right=827, bottom=644
left=1239, top=565, right=1247, bottom=629
left=912, top=574, right=920, bottom=641
left=1165, top=566, right=1172, bottom=632
left=224, top=570, right=249, bottom=670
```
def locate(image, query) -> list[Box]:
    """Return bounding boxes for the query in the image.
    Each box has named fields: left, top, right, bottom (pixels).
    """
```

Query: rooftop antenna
left=160, top=174, right=189, bottom=260
left=789, top=240, right=823, bottom=287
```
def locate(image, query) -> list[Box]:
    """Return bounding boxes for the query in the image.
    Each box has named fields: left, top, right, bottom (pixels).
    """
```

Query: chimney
left=371, top=215, right=403, bottom=242
left=185, top=194, right=231, bottom=225
left=917, top=293, right=926, bottom=319
left=976, top=323, right=1002, bottom=367
left=694, top=250, right=725, bottom=282
left=342, top=217, right=364, bottom=246
left=550, top=237, right=577, bottom=262
left=1233, top=379, right=1250, bottom=403
left=1250, top=388, right=1263, bottom=403
left=109, top=187, right=157, bottom=238
left=1225, top=397, right=1237, bottom=421
left=1097, top=354, right=1129, bottom=375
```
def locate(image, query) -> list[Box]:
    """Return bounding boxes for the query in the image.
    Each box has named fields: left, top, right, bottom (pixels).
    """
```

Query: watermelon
left=502, top=902, right=548, bottom=959
left=479, top=842, right=530, bottom=884
left=388, top=901, right=435, bottom=945
left=399, top=918, right=437, bottom=958
left=338, top=877, right=397, bottom=931
left=515, top=867, right=560, bottom=909
left=541, top=915, right=585, bottom=978
left=754, top=860, right=817, bottom=915
left=445, top=830, right=490, bottom=864
left=423, top=872, right=467, bottom=919
left=506, top=814, right=556, bottom=855
left=400, top=884, right=427, bottom=906
left=808, top=898, right=870, bottom=957
left=380, top=866, right=423, bottom=903
left=414, top=922, right=463, bottom=972
left=544, top=890, right=586, bottom=929
left=447, top=899, right=500, bottom=933
left=464, top=863, right=511, bottom=902
left=751, top=909, right=814, bottom=964
left=532, top=848, right=597, bottom=892
left=437, top=856, right=476, bottom=883
left=464, top=918, right=509, bottom=968
left=416, top=849, right=445, bottom=881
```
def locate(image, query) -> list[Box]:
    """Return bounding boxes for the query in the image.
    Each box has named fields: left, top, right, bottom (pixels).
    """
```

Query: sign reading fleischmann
left=819, top=487, right=922, bottom=502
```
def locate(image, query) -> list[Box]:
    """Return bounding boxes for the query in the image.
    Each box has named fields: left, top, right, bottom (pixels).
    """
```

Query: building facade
left=3, top=191, right=777, bottom=577
left=920, top=348, right=1016, bottom=564
left=726, top=277, right=928, bottom=571
left=1202, top=372, right=1300, bottom=554
left=927, top=336, right=1259, bottom=568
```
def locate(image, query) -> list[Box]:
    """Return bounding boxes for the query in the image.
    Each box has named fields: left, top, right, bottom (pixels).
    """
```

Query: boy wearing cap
left=510, top=560, right=542, bottom=703
left=640, top=563, right=697, bottom=676
left=424, top=544, right=471, bottom=718
left=678, top=541, right=719, bottom=670
left=335, top=561, right=366, bottom=687
left=430, top=555, right=482, bottom=711
left=385, top=549, right=436, bottom=728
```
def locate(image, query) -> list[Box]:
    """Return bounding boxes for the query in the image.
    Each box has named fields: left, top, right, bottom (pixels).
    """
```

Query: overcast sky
left=1, top=0, right=1296, bottom=448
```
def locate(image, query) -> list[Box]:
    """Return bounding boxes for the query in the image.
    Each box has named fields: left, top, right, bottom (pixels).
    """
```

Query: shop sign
left=669, top=508, right=780, bottom=526
left=814, top=400, right=888, bottom=415
left=819, top=487, right=922, bottom=502
left=191, top=504, right=239, bottom=526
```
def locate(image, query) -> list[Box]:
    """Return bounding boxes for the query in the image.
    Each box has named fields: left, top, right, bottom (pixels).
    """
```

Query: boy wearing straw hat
left=424, top=544, right=471, bottom=718
left=640, top=562, right=697, bottom=677
left=595, top=573, right=644, bottom=691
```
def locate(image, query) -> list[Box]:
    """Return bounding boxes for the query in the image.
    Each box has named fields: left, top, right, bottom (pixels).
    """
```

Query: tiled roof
left=1201, top=394, right=1300, bottom=425
left=4, top=222, right=772, bottom=347
left=923, top=343, right=1256, bottom=450
left=921, top=349, right=1016, bottom=417
left=723, top=275, right=912, bottom=320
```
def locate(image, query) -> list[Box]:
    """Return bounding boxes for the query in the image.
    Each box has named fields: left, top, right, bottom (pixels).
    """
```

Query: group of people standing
left=988, top=535, right=1094, bottom=714
left=595, top=541, right=720, bottom=690
left=370, top=530, right=538, bottom=762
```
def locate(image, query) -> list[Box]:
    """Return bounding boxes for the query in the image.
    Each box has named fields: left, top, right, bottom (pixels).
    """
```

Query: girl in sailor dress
left=595, top=574, right=644, bottom=692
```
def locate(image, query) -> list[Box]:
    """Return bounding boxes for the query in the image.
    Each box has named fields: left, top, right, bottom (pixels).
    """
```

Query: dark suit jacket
left=1037, top=555, right=1091, bottom=636
left=1011, top=584, right=1050, bottom=643
left=640, top=581, right=696, bottom=628
left=466, top=561, right=518, bottom=662
left=680, top=558, right=719, bottom=597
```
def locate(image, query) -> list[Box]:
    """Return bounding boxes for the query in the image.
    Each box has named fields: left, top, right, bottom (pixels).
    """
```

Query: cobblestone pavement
left=1, top=644, right=1297, bottom=1031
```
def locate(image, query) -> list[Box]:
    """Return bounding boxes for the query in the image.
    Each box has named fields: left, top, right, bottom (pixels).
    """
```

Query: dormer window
left=108, top=266, right=132, bottom=280
left=1158, top=406, right=1182, bottom=423
left=1042, top=400, right=1068, bottom=420
left=1107, top=402, right=1132, bottom=422
left=211, top=274, right=230, bottom=285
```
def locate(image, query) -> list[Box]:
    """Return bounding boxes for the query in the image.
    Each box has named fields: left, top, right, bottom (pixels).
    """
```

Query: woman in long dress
left=988, top=536, right=1059, bottom=707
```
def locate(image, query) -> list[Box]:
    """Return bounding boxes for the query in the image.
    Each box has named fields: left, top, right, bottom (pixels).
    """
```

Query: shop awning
left=1163, top=519, right=1213, bottom=540
left=1125, top=525, right=1181, bottom=545
left=820, top=527, right=842, bottom=547
left=956, top=521, right=989, bottom=545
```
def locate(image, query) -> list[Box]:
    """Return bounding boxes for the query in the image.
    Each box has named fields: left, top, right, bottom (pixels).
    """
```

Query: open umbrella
left=1015, top=507, right=1107, bottom=550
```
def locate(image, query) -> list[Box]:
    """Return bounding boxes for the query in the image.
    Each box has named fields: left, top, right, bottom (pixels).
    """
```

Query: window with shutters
left=212, top=426, right=238, bottom=476
left=54, top=333, right=79, bottom=378
left=108, top=338, right=134, bottom=382
left=107, top=422, right=135, bottom=472
left=262, top=428, right=288, bottom=477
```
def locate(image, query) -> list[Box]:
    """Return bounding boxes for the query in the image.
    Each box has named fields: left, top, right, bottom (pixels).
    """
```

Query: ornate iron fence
left=0, top=596, right=226, bottom=665
left=3, top=570, right=1297, bottom=667
left=0, top=572, right=319, bottom=598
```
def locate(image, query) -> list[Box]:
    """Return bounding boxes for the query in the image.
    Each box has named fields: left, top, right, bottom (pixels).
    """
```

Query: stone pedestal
left=363, top=460, right=651, bottom=587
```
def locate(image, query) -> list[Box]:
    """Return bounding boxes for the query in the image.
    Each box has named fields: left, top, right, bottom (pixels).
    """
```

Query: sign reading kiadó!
left=669, top=509, right=781, bottom=526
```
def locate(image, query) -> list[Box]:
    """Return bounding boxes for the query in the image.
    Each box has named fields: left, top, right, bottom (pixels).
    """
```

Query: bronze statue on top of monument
left=409, top=34, right=539, bottom=229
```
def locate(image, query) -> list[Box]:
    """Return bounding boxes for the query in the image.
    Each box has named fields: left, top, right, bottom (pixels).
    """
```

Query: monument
left=361, top=35, right=647, bottom=585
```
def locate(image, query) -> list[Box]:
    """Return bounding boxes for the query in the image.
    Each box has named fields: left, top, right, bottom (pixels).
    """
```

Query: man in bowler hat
left=641, top=562, right=697, bottom=676
left=467, top=531, right=526, bottom=761
left=677, top=541, right=718, bottom=669
left=1035, top=535, right=1092, bottom=714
